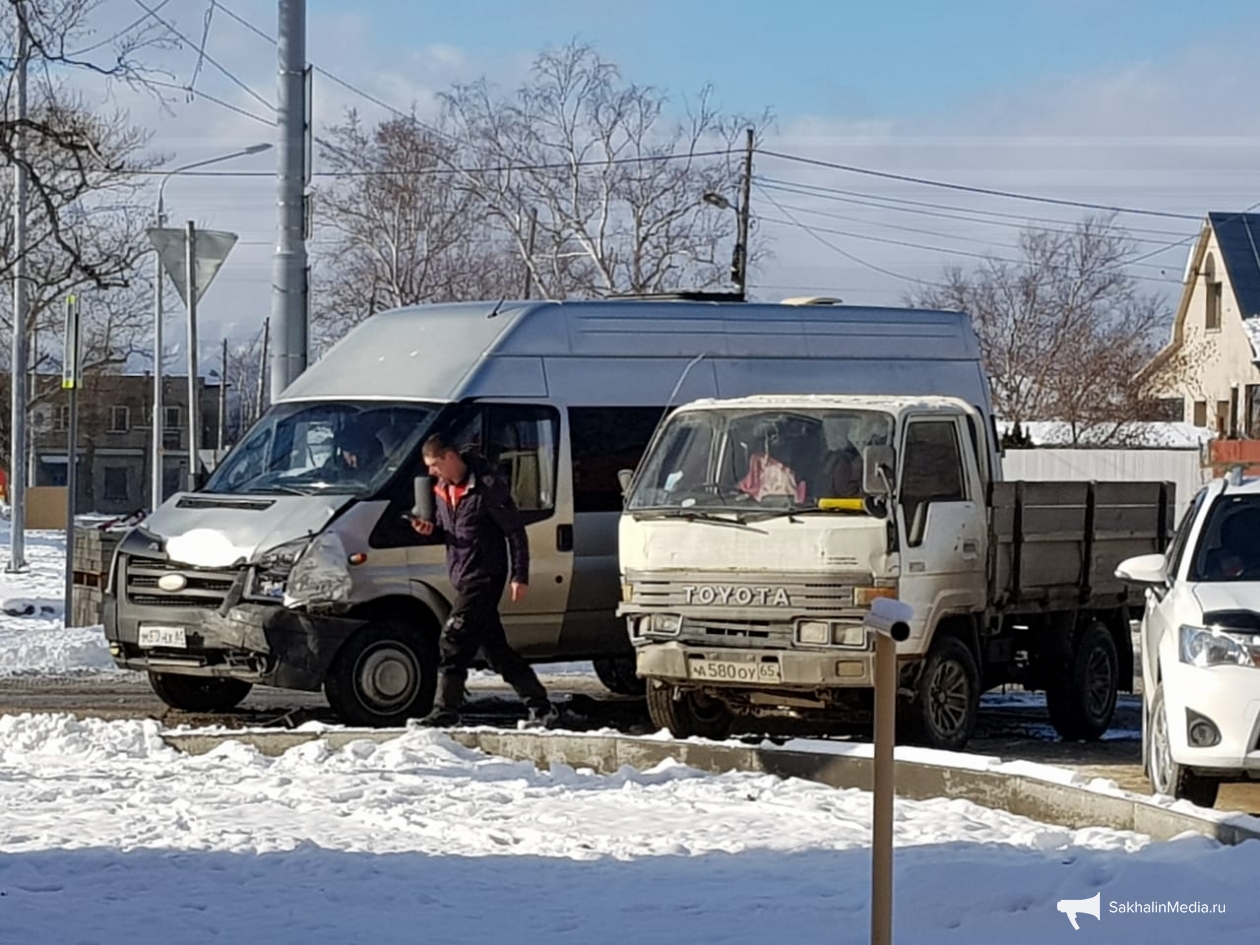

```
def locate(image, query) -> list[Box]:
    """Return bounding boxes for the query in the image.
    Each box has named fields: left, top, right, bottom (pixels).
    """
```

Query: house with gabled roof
left=1142, top=212, right=1260, bottom=439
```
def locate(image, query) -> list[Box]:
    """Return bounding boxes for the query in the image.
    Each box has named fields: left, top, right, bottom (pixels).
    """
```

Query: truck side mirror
left=617, top=469, right=635, bottom=496
left=862, top=445, right=895, bottom=496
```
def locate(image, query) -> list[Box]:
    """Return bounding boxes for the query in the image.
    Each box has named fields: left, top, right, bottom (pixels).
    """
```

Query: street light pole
left=150, top=143, right=271, bottom=510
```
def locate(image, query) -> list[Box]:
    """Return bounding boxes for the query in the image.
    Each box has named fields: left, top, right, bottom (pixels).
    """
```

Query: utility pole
left=27, top=324, right=37, bottom=488
left=217, top=338, right=228, bottom=453
left=733, top=126, right=754, bottom=301
left=521, top=206, right=538, bottom=299
left=271, top=0, right=309, bottom=402
left=255, top=317, right=270, bottom=425
left=185, top=221, right=200, bottom=492
left=7, top=9, right=30, bottom=573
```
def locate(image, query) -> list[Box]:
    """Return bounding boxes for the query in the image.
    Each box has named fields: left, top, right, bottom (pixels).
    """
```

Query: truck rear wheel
left=148, top=672, right=252, bottom=713
left=593, top=655, right=646, bottom=696
left=902, top=636, right=979, bottom=751
left=324, top=620, right=438, bottom=727
left=646, top=682, right=733, bottom=740
left=1047, top=620, right=1118, bottom=741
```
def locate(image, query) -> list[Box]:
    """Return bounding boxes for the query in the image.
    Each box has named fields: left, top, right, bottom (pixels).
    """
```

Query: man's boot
left=521, top=701, right=561, bottom=730
left=418, top=674, right=464, bottom=727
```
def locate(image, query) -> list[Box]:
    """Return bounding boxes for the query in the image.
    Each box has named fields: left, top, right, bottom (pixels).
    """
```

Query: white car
left=1116, top=472, right=1260, bottom=808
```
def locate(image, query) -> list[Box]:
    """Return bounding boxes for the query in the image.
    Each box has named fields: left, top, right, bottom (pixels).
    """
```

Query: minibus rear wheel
left=593, top=655, right=646, bottom=696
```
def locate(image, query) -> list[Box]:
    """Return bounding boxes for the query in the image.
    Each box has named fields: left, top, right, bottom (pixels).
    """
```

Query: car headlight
left=255, top=536, right=314, bottom=576
left=283, top=532, right=352, bottom=608
left=796, top=620, right=830, bottom=645
left=1179, top=624, right=1260, bottom=668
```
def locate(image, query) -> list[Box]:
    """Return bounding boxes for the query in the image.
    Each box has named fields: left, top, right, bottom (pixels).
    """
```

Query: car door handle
left=556, top=524, right=573, bottom=553
left=961, top=539, right=979, bottom=558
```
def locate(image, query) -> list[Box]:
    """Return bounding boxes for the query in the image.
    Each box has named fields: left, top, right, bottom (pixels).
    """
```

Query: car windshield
left=1190, top=493, right=1260, bottom=582
left=204, top=401, right=439, bottom=496
left=626, top=407, right=894, bottom=513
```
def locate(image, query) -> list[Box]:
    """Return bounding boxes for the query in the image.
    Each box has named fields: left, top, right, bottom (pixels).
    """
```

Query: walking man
left=409, top=434, right=559, bottom=728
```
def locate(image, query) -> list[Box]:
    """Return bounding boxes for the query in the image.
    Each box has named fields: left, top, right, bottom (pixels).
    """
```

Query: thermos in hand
left=412, top=476, right=435, bottom=523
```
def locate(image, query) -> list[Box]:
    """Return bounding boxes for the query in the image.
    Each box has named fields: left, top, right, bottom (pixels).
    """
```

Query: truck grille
left=124, top=556, right=239, bottom=609
left=626, top=571, right=865, bottom=612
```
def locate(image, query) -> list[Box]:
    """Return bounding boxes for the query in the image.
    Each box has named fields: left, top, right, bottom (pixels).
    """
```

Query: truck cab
left=621, top=393, right=1165, bottom=750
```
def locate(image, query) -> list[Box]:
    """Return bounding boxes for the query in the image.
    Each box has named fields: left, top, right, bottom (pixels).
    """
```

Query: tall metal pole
left=151, top=193, right=166, bottom=509
left=521, top=206, right=538, bottom=299
left=255, top=317, right=270, bottom=423
left=62, top=295, right=81, bottom=625
left=7, top=10, right=30, bottom=572
left=217, top=337, right=228, bottom=453
left=734, top=126, right=754, bottom=301
left=271, top=0, right=308, bottom=402
left=871, top=631, right=897, bottom=945
left=26, top=324, right=37, bottom=488
left=184, top=221, right=200, bottom=492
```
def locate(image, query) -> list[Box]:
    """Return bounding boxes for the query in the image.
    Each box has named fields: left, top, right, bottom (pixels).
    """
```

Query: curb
left=161, top=728, right=1260, bottom=847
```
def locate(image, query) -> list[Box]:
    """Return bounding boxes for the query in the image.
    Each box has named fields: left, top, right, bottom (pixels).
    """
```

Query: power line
left=758, top=149, right=1204, bottom=221
left=130, top=0, right=273, bottom=112
left=763, top=197, right=1184, bottom=274
left=758, top=176, right=1194, bottom=241
left=146, top=79, right=275, bottom=127
left=129, top=148, right=736, bottom=178
left=756, top=184, right=941, bottom=288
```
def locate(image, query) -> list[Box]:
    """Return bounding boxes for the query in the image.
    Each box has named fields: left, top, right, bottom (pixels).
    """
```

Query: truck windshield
left=626, top=407, right=894, bottom=513
left=1190, top=494, right=1260, bottom=582
left=204, top=401, right=439, bottom=496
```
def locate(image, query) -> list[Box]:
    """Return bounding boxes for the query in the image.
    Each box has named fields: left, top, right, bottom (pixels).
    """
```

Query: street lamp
left=701, top=189, right=748, bottom=299
left=151, top=143, right=270, bottom=509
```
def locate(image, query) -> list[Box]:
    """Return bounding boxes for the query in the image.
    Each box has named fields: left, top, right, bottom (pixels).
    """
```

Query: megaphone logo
left=1056, top=891, right=1101, bottom=930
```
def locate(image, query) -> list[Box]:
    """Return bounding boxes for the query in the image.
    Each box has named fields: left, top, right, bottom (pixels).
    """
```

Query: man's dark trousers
left=435, top=576, right=549, bottom=712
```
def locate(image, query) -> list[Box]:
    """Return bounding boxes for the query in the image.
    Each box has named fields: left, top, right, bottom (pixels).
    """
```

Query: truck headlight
left=1179, top=624, right=1260, bottom=668
left=796, top=620, right=830, bottom=645
left=256, top=536, right=313, bottom=577
left=649, top=613, right=682, bottom=635
left=283, top=532, right=352, bottom=608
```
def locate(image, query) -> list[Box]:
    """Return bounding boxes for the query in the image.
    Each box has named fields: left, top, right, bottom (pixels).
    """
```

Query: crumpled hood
left=1191, top=582, right=1260, bottom=618
left=142, top=492, right=355, bottom=568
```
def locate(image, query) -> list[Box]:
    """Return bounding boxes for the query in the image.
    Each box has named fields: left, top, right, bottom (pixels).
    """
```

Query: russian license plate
left=137, top=624, right=187, bottom=649
left=688, top=659, right=781, bottom=684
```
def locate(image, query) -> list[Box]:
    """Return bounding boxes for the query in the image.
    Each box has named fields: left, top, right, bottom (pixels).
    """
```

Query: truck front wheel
left=646, top=682, right=733, bottom=740
left=324, top=620, right=438, bottom=727
left=903, top=636, right=979, bottom=751
left=148, top=672, right=253, bottom=713
left=1046, top=620, right=1119, bottom=741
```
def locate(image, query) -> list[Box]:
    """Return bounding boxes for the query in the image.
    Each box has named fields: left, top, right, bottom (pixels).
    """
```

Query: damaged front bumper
left=102, top=593, right=367, bottom=691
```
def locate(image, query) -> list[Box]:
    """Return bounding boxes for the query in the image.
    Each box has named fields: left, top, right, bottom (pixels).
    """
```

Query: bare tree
left=907, top=215, right=1170, bottom=446
left=1, top=0, right=168, bottom=287
left=439, top=41, right=770, bottom=299
left=310, top=111, right=520, bottom=348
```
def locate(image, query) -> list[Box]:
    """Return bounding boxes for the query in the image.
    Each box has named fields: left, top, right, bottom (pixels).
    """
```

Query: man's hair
left=421, top=433, right=457, bottom=458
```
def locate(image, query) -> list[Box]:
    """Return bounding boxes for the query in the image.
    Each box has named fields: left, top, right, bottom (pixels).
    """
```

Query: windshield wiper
left=633, top=508, right=762, bottom=530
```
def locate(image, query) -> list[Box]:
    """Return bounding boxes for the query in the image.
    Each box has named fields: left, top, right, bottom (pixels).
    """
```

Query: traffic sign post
left=145, top=224, right=237, bottom=492
left=62, top=294, right=81, bottom=626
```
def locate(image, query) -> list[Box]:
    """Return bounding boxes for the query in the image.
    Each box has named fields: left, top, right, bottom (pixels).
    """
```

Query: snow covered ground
left=0, top=713, right=1254, bottom=944
left=0, top=523, right=1256, bottom=942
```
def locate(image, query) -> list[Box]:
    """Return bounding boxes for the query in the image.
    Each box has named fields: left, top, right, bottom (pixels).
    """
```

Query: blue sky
left=70, top=0, right=1260, bottom=352
left=317, top=0, right=1260, bottom=121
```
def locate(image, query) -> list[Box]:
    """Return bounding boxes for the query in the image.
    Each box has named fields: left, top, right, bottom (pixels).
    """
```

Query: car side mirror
left=1115, top=553, right=1167, bottom=585
left=862, top=445, right=895, bottom=496
left=617, top=469, right=635, bottom=496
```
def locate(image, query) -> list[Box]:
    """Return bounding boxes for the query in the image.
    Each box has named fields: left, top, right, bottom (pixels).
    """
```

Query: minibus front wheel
left=324, top=620, right=439, bottom=727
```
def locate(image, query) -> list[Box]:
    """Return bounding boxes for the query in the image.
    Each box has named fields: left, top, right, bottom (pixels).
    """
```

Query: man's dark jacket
left=430, top=456, right=530, bottom=591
